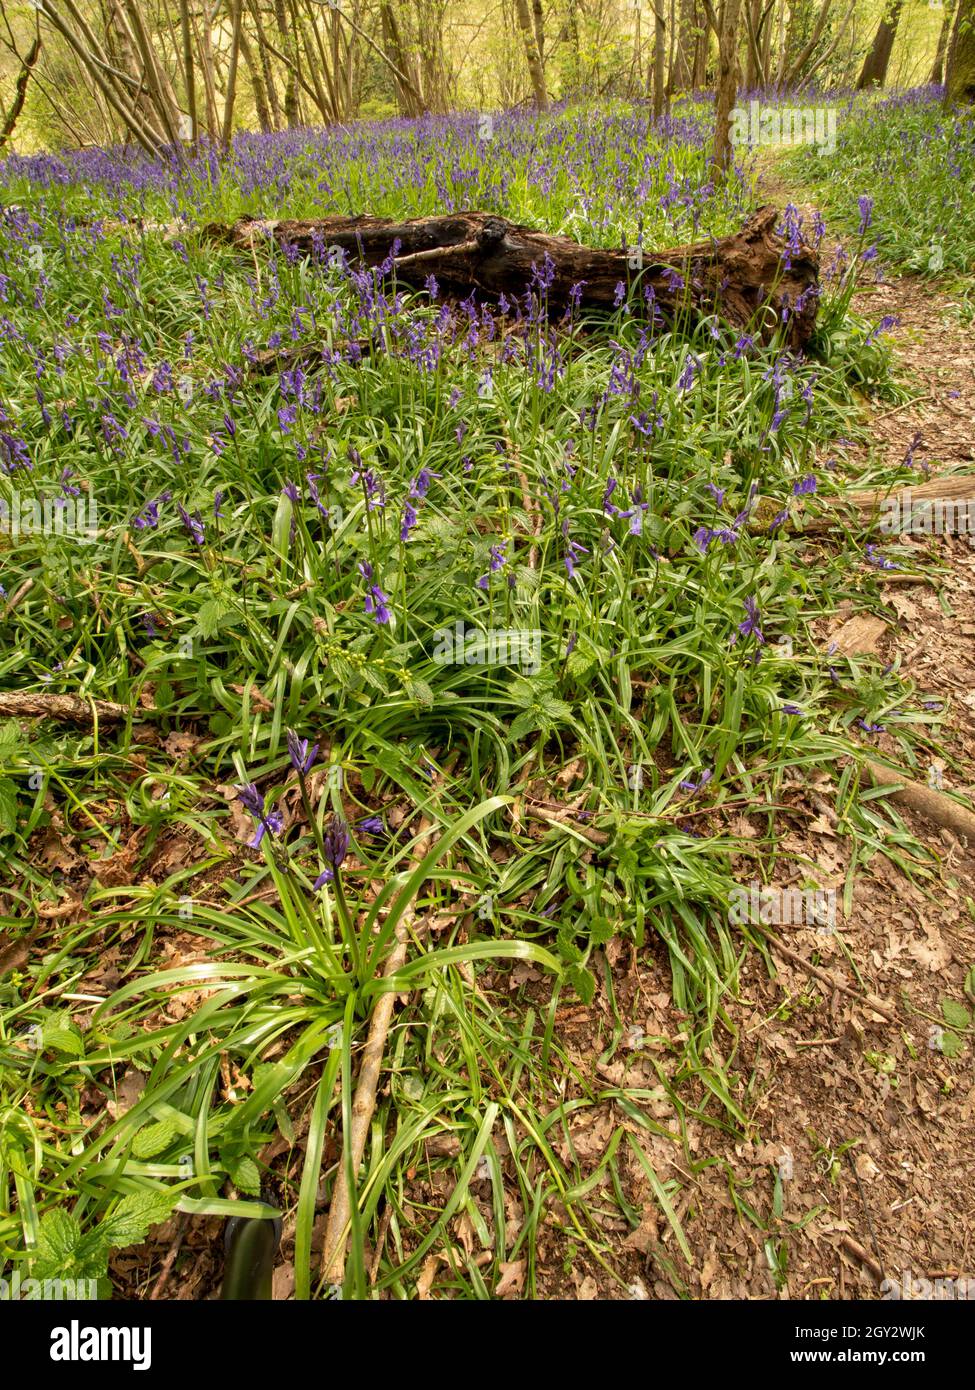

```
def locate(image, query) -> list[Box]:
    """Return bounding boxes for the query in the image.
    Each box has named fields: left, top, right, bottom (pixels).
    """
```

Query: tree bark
left=0, top=34, right=42, bottom=151
left=711, top=0, right=743, bottom=171
left=857, top=0, right=902, bottom=89
left=240, top=26, right=272, bottom=131
left=274, top=0, right=300, bottom=124
left=248, top=0, right=283, bottom=129
left=944, top=0, right=975, bottom=104
left=930, top=0, right=956, bottom=85
left=209, top=204, right=820, bottom=350
left=514, top=0, right=548, bottom=107
left=652, top=1, right=667, bottom=116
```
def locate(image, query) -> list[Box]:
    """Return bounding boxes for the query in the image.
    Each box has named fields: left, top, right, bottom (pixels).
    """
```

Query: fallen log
left=761, top=473, right=975, bottom=536
left=207, top=205, right=819, bottom=350
left=0, top=692, right=156, bottom=725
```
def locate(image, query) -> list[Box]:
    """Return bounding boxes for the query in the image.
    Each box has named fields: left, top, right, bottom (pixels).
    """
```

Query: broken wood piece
left=840, top=1234, right=884, bottom=1283
left=0, top=692, right=154, bottom=724
left=207, top=205, right=820, bottom=349
left=828, top=614, right=887, bottom=657
left=861, top=759, right=975, bottom=844
left=781, top=472, right=975, bottom=536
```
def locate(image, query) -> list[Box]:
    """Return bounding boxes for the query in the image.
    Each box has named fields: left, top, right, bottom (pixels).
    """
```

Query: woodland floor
left=77, top=171, right=975, bottom=1302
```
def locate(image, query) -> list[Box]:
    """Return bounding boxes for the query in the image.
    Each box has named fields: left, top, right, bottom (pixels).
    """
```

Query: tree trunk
left=944, top=0, right=975, bottom=103
left=221, top=0, right=244, bottom=144
left=0, top=34, right=42, bottom=151
left=240, top=27, right=272, bottom=132
left=713, top=0, right=743, bottom=171
left=693, top=1, right=710, bottom=85
left=209, top=204, right=820, bottom=350
left=930, top=0, right=956, bottom=85
left=273, top=0, right=300, bottom=124
left=513, top=0, right=548, bottom=107
left=380, top=2, right=425, bottom=116
left=532, top=0, right=545, bottom=64
left=745, top=0, right=762, bottom=85
left=248, top=0, right=283, bottom=129
left=653, top=2, right=667, bottom=116
left=857, top=0, right=903, bottom=89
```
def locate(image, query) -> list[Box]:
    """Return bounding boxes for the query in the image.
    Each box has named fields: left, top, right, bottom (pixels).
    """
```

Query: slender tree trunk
left=693, top=1, right=710, bottom=85
left=178, top=0, right=198, bottom=141
left=531, top=0, right=545, bottom=64
left=944, top=0, right=975, bottom=103
left=745, top=0, right=761, bottom=84
left=0, top=34, right=41, bottom=150
left=380, top=2, right=425, bottom=116
left=513, top=0, right=548, bottom=107
left=931, top=0, right=956, bottom=84
left=672, top=0, right=696, bottom=88
left=653, top=2, right=667, bottom=116
left=247, top=1, right=283, bottom=129
left=857, top=0, right=903, bottom=89
left=222, top=0, right=244, bottom=144
left=239, top=27, right=271, bottom=131
left=274, top=0, right=300, bottom=124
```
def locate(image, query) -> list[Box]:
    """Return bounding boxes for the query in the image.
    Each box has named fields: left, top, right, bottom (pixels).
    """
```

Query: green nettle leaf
left=196, top=598, right=237, bottom=638
left=508, top=709, right=542, bottom=742
left=33, top=1208, right=85, bottom=1280
left=939, top=1031, right=964, bottom=1058
left=0, top=720, right=22, bottom=760
left=81, top=1191, right=177, bottom=1257
left=132, top=1118, right=183, bottom=1159
left=567, top=963, right=597, bottom=1005
left=589, top=915, right=616, bottom=947
left=224, top=1153, right=261, bottom=1195
left=407, top=678, right=435, bottom=707
left=0, top=777, right=18, bottom=836
left=941, top=999, right=971, bottom=1032
left=360, top=664, right=389, bottom=694
left=42, top=1012, right=85, bottom=1058
left=540, top=694, right=574, bottom=723
left=556, top=928, right=583, bottom=964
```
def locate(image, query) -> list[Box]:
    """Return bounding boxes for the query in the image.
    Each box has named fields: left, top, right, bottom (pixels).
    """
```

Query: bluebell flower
left=287, top=729, right=318, bottom=774
left=732, top=596, right=764, bottom=646
left=237, top=782, right=284, bottom=848
left=679, top=768, right=712, bottom=793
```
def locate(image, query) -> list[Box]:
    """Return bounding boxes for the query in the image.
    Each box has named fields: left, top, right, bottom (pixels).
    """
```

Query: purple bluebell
left=237, top=782, right=285, bottom=849
left=287, top=729, right=318, bottom=775
left=679, top=769, right=712, bottom=793
left=733, top=596, right=765, bottom=646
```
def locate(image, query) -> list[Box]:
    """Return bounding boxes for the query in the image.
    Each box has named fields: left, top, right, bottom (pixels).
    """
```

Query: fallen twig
left=319, top=763, right=455, bottom=1287
left=764, top=933, right=898, bottom=1023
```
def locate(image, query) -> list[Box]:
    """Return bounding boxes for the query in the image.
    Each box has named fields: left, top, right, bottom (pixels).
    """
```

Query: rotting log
left=759, top=473, right=975, bottom=536
left=206, top=205, right=819, bottom=350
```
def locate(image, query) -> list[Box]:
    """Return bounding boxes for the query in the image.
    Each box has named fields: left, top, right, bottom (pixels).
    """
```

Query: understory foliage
left=0, top=91, right=958, bottom=1299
